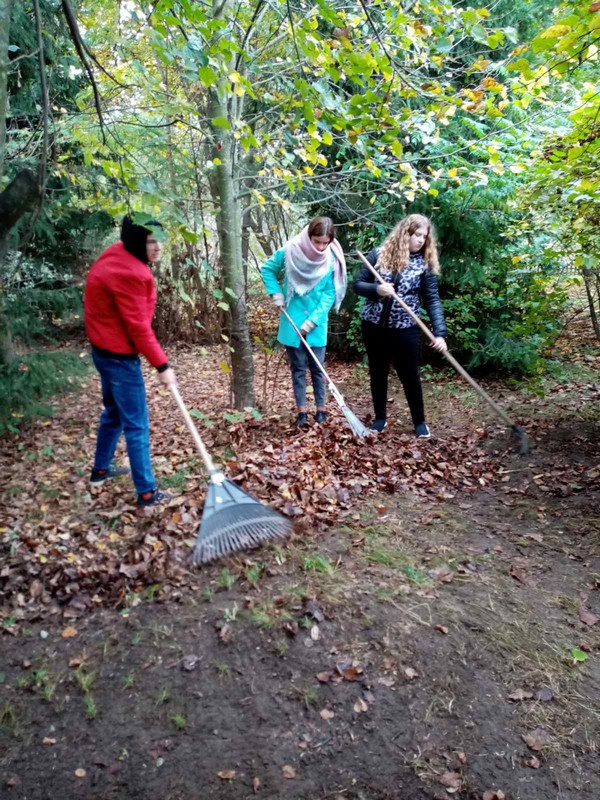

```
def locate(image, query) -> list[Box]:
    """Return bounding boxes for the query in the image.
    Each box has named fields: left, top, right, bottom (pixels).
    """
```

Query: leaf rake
left=281, top=309, right=370, bottom=439
left=168, top=385, right=293, bottom=565
left=356, top=251, right=529, bottom=454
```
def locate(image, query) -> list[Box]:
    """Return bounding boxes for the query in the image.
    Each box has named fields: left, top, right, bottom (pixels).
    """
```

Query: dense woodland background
left=0, top=0, right=599, bottom=430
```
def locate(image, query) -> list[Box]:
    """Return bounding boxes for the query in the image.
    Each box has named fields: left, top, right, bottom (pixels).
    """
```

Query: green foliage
left=0, top=351, right=89, bottom=435
left=3, top=252, right=83, bottom=344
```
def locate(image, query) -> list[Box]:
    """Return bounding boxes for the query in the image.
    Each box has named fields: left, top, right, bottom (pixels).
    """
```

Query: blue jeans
left=92, top=350, right=155, bottom=494
left=285, top=344, right=327, bottom=408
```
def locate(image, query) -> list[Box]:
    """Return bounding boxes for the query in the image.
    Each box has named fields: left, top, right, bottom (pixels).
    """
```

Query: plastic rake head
left=193, top=477, right=293, bottom=565
left=342, top=405, right=370, bottom=438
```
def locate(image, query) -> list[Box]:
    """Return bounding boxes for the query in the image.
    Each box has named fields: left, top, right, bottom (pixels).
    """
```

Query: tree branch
left=61, top=0, right=106, bottom=144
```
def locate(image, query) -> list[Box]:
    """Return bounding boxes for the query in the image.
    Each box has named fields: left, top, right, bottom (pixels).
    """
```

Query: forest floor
left=1, top=327, right=599, bottom=800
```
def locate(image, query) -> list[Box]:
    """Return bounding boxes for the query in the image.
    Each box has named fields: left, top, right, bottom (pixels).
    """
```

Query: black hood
left=120, top=215, right=161, bottom=264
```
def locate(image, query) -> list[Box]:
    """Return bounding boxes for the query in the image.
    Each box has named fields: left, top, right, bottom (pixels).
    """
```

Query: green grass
left=244, top=564, right=262, bottom=587
left=74, top=667, right=94, bottom=694
left=122, top=671, right=135, bottom=689
left=303, top=553, right=336, bottom=574
left=215, top=661, right=232, bottom=680
left=218, top=568, right=236, bottom=591
left=83, top=694, right=97, bottom=720
left=160, top=469, right=189, bottom=491
left=170, top=713, right=187, bottom=731
left=155, top=687, right=171, bottom=705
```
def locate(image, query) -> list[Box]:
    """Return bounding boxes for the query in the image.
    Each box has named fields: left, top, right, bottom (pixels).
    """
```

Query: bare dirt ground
left=1, top=341, right=599, bottom=800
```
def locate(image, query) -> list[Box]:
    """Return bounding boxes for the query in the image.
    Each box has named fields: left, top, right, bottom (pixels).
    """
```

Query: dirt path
left=1, top=348, right=599, bottom=799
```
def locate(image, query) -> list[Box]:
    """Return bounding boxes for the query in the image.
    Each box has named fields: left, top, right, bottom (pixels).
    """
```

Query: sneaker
left=370, top=419, right=387, bottom=432
left=295, top=412, right=309, bottom=429
left=314, top=410, right=327, bottom=424
left=137, top=489, right=172, bottom=507
left=90, top=465, right=130, bottom=485
left=415, top=422, right=431, bottom=438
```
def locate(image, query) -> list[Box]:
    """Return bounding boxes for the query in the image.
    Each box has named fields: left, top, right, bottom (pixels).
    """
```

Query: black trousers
left=362, top=321, right=425, bottom=425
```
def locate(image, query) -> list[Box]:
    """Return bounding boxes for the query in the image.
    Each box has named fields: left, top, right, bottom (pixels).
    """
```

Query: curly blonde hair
left=378, top=214, right=440, bottom=274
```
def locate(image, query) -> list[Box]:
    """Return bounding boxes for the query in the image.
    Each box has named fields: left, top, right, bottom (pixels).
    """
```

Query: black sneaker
left=370, top=419, right=387, bottom=432
left=137, top=489, right=172, bottom=507
left=90, top=465, right=130, bottom=486
left=295, top=412, right=309, bottom=429
left=415, top=422, right=431, bottom=438
left=314, top=410, right=327, bottom=424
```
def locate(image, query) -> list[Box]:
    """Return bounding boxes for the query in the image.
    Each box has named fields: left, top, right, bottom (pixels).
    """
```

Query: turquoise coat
left=261, top=248, right=336, bottom=348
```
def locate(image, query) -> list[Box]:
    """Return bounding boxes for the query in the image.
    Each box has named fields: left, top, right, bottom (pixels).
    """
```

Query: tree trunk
left=206, top=0, right=255, bottom=409
left=0, top=0, right=11, bottom=184
left=0, top=169, right=40, bottom=365
left=583, top=268, right=600, bottom=341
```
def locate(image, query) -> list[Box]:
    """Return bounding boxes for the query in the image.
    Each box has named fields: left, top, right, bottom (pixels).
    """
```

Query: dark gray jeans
left=285, top=344, right=326, bottom=408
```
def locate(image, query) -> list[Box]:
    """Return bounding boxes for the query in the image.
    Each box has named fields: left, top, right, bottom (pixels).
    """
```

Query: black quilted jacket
left=353, top=248, right=447, bottom=338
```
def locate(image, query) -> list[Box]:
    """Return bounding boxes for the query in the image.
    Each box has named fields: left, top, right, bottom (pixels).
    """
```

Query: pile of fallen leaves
left=1, top=346, right=596, bottom=621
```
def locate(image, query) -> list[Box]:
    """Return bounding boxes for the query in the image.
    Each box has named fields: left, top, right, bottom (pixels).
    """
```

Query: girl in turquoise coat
left=261, top=216, right=347, bottom=428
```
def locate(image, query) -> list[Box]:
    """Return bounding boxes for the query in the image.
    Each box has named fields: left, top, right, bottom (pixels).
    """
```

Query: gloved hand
left=300, top=320, right=316, bottom=335
left=272, top=293, right=285, bottom=308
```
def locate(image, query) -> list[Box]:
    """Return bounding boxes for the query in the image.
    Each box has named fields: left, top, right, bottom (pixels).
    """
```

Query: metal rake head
left=342, top=405, right=370, bottom=438
left=194, top=491, right=293, bottom=565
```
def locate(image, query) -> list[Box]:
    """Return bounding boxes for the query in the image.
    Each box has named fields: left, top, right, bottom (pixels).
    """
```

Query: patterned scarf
left=283, top=226, right=347, bottom=312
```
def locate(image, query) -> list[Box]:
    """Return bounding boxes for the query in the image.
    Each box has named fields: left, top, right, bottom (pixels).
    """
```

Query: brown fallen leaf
left=316, top=671, right=332, bottom=683
left=579, top=606, right=599, bottom=626
left=377, top=676, right=395, bottom=687
left=219, top=624, right=233, bottom=644
left=353, top=697, right=368, bottom=713
left=456, top=751, right=466, bottom=764
left=320, top=708, right=335, bottom=720
left=252, top=776, right=261, bottom=793
left=508, top=688, right=533, bottom=702
left=434, top=624, right=449, bottom=635
left=42, top=737, right=57, bottom=745
left=61, top=626, right=78, bottom=638
left=404, top=666, right=418, bottom=680
left=439, top=770, right=461, bottom=791
left=339, top=666, right=363, bottom=681
left=482, top=792, right=505, bottom=800
left=523, top=728, right=552, bottom=751
left=68, top=654, right=86, bottom=668
left=217, top=770, right=236, bottom=780
left=526, top=755, right=542, bottom=769
left=535, top=686, right=554, bottom=702
left=429, top=565, right=454, bottom=583
left=282, top=765, right=296, bottom=779
left=510, top=558, right=531, bottom=586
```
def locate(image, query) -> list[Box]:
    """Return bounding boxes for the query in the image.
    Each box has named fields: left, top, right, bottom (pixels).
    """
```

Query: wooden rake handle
left=356, top=250, right=521, bottom=432
left=168, top=384, right=219, bottom=476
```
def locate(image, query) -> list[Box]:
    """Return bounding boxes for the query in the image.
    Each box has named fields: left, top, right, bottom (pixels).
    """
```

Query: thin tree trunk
left=206, top=0, right=255, bottom=409
left=583, top=269, right=600, bottom=340
left=0, top=0, right=10, bottom=185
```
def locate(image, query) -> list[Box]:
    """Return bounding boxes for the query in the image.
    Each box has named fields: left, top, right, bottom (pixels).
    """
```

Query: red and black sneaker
left=90, top=465, right=130, bottom=486
left=136, top=489, right=171, bottom=507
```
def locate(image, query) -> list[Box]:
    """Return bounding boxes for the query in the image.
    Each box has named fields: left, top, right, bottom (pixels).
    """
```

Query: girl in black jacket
left=353, top=214, right=447, bottom=437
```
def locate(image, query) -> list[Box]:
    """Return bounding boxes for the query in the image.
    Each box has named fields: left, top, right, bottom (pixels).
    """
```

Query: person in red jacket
left=84, top=215, right=177, bottom=506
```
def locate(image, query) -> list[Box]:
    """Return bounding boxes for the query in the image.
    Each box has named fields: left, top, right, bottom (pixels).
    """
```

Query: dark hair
left=120, top=215, right=162, bottom=264
left=307, top=216, right=335, bottom=242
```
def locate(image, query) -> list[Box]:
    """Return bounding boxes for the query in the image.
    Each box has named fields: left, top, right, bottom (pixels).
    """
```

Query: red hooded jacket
left=84, top=242, right=168, bottom=368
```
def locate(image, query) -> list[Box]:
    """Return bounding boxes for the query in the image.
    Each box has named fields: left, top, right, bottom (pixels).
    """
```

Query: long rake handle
left=281, top=308, right=346, bottom=407
left=168, top=384, right=219, bottom=476
left=356, top=251, right=523, bottom=433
